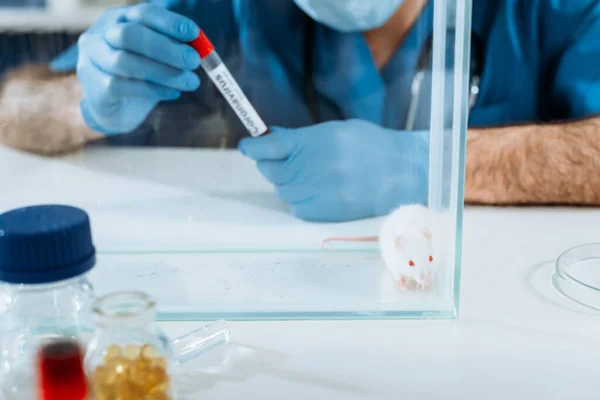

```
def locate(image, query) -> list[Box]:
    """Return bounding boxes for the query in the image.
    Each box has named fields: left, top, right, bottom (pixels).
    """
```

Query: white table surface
left=1, top=145, right=600, bottom=399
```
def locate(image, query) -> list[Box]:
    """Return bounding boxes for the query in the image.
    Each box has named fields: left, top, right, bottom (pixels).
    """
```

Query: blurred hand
left=76, top=3, right=202, bottom=134
left=238, top=120, right=429, bottom=222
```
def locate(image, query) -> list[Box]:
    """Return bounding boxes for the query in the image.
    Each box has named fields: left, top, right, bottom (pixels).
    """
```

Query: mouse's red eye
left=408, top=260, right=415, bottom=267
left=429, top=255, right=433, bottom=262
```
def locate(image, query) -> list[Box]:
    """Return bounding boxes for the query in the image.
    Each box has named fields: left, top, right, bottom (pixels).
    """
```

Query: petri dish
left=552, top=243, right=600, bottom=311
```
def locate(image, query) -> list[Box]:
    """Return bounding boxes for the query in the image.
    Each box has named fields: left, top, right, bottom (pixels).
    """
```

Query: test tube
left=171, top=319, right=231, bottom=365
left=190, top=30, right=270, bottom=137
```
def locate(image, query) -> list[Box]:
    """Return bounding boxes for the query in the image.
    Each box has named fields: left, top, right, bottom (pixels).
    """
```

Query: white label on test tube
left=192, top=30, right=269, bottom=137
left=205, top=64, right=268, bottom=137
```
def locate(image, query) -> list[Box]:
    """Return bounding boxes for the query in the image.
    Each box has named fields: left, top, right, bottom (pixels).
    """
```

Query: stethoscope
left=302, top=18, right=484, bottom=131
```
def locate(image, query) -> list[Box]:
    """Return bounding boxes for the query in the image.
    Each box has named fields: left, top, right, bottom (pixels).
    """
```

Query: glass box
left=0, top=0, right=472, bottom=320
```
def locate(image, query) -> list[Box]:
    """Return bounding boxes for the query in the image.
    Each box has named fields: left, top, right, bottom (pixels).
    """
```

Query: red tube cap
left=190, top=30, right=215, bottom=59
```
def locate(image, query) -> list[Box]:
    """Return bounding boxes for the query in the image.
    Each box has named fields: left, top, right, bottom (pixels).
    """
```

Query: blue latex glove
left=238, top=120, right=429, bottom=222
left=76, top=3, right=202, bottom=134
left=49, top=43, right=79, bottom=73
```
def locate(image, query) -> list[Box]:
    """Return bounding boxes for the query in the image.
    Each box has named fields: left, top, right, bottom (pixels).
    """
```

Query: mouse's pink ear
left=393, top=234, right=405, bottom=250
left=422, top=227, right=432, bottom=241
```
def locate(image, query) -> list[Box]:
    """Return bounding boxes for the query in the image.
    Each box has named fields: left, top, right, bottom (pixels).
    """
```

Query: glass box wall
left=0, top=0, right=472, bottom=320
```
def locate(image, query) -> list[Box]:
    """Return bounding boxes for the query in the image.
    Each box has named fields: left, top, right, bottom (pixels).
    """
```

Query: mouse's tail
left=320, top=236, right=379, bottom=249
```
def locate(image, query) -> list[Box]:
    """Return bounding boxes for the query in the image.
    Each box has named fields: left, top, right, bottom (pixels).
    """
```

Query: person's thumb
left=49, top=44, right=79, bottom=73
left=238, top=126, right=297, bottom=161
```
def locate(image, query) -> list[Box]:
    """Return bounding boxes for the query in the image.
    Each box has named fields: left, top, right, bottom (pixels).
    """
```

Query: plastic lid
left=0, top=205, right=96, bottom=284
left=189, top=30, right=215, bottom=59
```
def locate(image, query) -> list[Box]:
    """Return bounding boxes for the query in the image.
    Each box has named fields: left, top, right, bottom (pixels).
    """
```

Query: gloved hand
left=76, top=3, right=202, bottom=134
left=238, top=120, right=429, bottom=222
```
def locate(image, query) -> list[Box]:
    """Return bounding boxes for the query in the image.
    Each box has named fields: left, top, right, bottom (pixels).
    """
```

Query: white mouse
left=321, top=204, right=439, bottom=290
left=378, top=204, right=438, bottom=290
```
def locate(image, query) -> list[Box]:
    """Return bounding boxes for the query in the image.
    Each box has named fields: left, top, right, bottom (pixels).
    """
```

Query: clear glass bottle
left=0, top=205, right=97, bottom=400
left=84, top=291, right=231, bottom=400
left=84, top=291, right=175, bottom=399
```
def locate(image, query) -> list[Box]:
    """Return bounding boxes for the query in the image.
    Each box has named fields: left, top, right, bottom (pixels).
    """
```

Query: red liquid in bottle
left=37, top=340, right=88, bottom=400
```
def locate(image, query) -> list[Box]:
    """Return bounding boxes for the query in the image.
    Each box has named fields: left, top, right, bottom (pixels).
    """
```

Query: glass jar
left=0, top=205, right=97, bottom=399
left=84, top=291, right=176, bottom=400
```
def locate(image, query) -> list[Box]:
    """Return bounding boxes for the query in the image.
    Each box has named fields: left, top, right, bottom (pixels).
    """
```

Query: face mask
left=294, top=0, right=405, bottom=32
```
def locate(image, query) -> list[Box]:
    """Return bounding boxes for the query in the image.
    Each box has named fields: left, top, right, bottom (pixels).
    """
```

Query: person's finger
left=90, top=37, right=200, bottom=91
left=104, top=73, right=181, bottom=101
left=124, top=3, right=200, bottom=42
left=256, top=160, right=300, bottom=185
left=79, top=60, right=180, bottom=112
left=105, top=21, right=201, bottom=71
left=238, top=128, right=297, bottom=161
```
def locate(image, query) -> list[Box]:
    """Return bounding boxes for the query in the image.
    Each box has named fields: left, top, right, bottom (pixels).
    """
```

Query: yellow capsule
left=93, top=365, right=117, bottom=387
left=92, top=368, right=117, bottom=400
left=141, top=344, right=159, bottom=359
left=151, top=357, right=168, bottom=370
left=92, top=365, right=108, bottom=381
left=104, top=356, right=132, bottom=386
left=114, top=380, right=145, bottom=400
left=147, top=380, right=171, bottom=394
left=91, top=372, right=112, bottom=400
left=104, top=344, right=123, bottom=362
left=124, top=344, right=141, bottom=360
left=129, top=358, right=151, bottom=389
left=144, top=366, right=169, bottom=392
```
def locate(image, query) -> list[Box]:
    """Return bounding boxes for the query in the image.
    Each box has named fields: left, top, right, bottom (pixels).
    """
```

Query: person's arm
left=466, top=0, right=600, bottom=205
left=465, top=116, right=600, bottom=205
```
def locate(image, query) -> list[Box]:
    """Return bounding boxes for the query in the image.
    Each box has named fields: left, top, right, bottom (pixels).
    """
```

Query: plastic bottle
left=0, top=205, right=97, bottom=399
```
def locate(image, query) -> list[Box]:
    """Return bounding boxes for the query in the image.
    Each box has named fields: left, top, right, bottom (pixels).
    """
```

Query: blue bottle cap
left=0, top=205, right=96, bottom=284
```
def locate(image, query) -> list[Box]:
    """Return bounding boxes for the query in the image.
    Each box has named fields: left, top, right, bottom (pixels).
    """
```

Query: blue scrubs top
left=54, top=0, right=600, bottom=147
